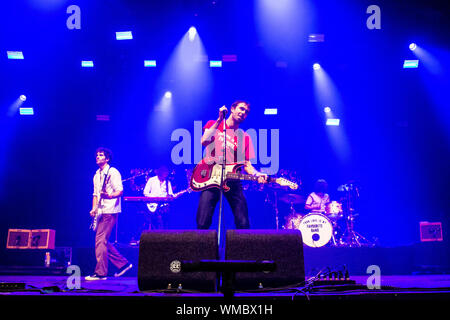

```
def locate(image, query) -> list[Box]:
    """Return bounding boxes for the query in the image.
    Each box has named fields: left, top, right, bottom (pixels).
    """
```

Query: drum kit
left=277, top=181, right=375, bottom=248
left=124, top=167, right=374, bottom=248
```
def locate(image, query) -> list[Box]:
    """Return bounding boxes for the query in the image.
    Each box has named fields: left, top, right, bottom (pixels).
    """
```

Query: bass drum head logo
left=170, top=260, right=181, bottom=273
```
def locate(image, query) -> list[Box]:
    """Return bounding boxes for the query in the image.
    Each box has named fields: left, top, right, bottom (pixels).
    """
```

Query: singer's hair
left=96, top=147, right=113, bottom=162
left=314, top=179, right=328, bottom=193
left=231, top=100, right=251, bottom=110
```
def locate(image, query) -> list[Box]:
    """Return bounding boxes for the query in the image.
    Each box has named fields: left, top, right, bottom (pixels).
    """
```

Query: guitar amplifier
left=6, top=229, right=31, bottom=249
left=420, top=222, right=443, bottom=242
left=30, top=229, right=56, bottom=249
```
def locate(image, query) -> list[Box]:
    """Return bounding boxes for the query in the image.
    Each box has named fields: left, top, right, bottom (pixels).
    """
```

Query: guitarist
left=143, top=165, right=174, bottom=229
left=196, top=101, right=267, bottom=230
left=86, top=148, right=132, bottom=280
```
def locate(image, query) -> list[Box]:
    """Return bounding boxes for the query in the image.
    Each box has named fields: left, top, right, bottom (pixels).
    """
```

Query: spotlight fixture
left=164, top=91, right=172, bottom=99
left=19, top=95, right=27, bottom=102
left=313, top=63, right=321, bottom=70
left=409, top=43, right=417, bottom=51
left=188, top=27, right=197, bottom=42
left=324, top=106, right=331, bottom=113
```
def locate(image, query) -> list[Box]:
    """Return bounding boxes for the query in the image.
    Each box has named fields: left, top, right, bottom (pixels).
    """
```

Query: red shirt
left=203, top=120, right=255, bottom=164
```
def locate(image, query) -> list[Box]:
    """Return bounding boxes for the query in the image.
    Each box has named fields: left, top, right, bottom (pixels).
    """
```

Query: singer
left=196, top=100, right=267, bottom=229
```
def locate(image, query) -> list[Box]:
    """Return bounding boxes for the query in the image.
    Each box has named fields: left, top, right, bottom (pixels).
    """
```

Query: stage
left=1, top=0, right=449, bottom=314
left=1, top=244, right=450, bottom=306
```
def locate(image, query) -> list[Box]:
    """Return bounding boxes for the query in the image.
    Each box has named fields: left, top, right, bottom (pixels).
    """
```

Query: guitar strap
left=99, top=166, right=111, bottom=208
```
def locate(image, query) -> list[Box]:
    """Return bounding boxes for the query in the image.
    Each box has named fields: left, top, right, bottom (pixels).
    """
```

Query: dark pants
left=196, top=181, right=250, bottom=229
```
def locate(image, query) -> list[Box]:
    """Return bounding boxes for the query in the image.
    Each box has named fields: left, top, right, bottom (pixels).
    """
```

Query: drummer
left=304, top=179, right=330, bottom=213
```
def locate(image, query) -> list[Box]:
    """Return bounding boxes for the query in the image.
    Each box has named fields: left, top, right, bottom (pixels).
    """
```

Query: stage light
left=81, top=61, right=94, bottom=67
left=313, top=63, right=321, bottom=70
left=96, top=115, right=110, bottom=121
left=324, top=106, right=331, bottom=113
left=409, top=43, right=417, bottom=51
left=164, top=91, right=172, bottom=99
left=308, top=34, right=325, bottom=42
left=222, top=55, right=237, bottom=62
left=116, top=31, right=133, bottom=40
left=7, top=51, right=24, bottom=59
left=19, top=95, right=27, bottom=102
left=264, top=108, right=278, bottom=115
left=403, top=60, right=419, bottom=68
left=188, top=27, right=197, bottom=42
left=144, top=60, right=157, bottom=67
left=326, top=118, right=340, bottom=126
left=19, top=108, right=34, bottom=115
left=209, top=60, right=222, bottom=68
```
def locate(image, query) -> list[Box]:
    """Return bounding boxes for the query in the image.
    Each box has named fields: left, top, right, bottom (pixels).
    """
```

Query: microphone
left=222, top=109, right=227, bottom=118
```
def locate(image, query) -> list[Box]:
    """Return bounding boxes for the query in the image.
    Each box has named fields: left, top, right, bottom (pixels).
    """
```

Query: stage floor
left=1, top=274, right=450, bottom=297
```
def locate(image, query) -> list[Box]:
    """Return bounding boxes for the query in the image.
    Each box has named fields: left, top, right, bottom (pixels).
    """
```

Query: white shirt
left=93, top=164, right=123, bottom=214
left=143, top=176, right=173, bottom=197
left=305, top=192, right=330, bottom=213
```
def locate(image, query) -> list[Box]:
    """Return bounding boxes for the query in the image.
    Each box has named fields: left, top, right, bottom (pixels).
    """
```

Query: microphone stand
left=217, top=112, right=227, bottom=258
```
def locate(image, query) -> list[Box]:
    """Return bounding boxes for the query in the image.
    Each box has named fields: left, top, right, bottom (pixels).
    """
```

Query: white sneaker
left=85, top=273, right=107, bottom=280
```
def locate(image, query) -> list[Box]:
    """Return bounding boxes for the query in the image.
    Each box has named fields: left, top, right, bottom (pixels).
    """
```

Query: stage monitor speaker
left=138, top=230, right=218, bottom=292
left=225, top=229, right=305, bottom=290
left=6, top=229, right=31, bottom=249
left=30, top=229, right=55, bottom=249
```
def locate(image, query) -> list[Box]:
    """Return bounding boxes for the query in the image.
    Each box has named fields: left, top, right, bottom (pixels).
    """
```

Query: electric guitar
left=90, top=170, right=111, bottom=231
left=146, top=188, right=192, bottom=213
left=190, top=159, right=298, bottom=192
left=90, top=192, right=103, bottom=231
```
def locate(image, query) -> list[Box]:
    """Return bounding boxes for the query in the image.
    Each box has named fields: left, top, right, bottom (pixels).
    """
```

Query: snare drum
left=325, top=201, right=343, bottom=220
left=299, top=213, right=333, bottom=247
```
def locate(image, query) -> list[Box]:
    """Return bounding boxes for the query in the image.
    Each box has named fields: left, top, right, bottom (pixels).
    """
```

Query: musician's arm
left=201, top=106, right=228, bottom=146
left=101, top=169, right=124, bottom=199
left=244, top=161, right=267, bottom=183
left=201, top=121, right=219, bottom=146
left=90, top=195, right=98, bottom=217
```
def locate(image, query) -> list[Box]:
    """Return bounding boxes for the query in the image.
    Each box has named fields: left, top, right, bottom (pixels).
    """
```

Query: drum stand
left=338, top=185, right=375, bottom=247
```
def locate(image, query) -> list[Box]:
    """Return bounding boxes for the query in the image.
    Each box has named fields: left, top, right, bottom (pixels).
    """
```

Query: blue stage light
left=209, top=60, right=222, bottom=68
left=409, top=43, right=417, bottom=51
left=313, top=63, right=321, bottom=70
left=19, top=95, right=27, bottom=102
left=144, top=60, right=157, bottom=67
left=324, top=106, right=331, bottom=113
left=403, top=60, right=419, bottom=68
left=7, top=51, right=24, bottom=59
left=326, top=118, right=340, bottom=126
left=264, top=108, right=278, bottom=115
left=116, top=31, right=133, bottom=40
left=81, top=61, right=94, bottom=67
left=308, top=34, right=325, bottom=42
left=164, top=91, right=172, bottom=99
left=19, top=108, right=34, bottom=115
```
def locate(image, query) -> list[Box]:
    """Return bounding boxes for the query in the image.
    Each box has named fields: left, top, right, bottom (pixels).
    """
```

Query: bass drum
left=299, top=213, right=333, bottom=248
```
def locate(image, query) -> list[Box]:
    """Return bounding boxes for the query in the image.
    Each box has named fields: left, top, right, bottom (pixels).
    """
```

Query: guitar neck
left=226, top=172, right=274, bottom=183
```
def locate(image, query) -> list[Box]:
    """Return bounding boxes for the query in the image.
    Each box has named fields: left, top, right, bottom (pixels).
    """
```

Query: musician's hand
left=89, top=209, right=96, bottom=217
left=257, top=174, right=268, bottom=184
left=218, top=105, right=228, bottom=121
left=100, top=191, right=112, bottom=199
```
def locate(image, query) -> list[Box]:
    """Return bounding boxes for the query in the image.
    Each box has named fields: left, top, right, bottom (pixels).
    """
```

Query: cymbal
left=278, top=194, right=305, bottom=204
